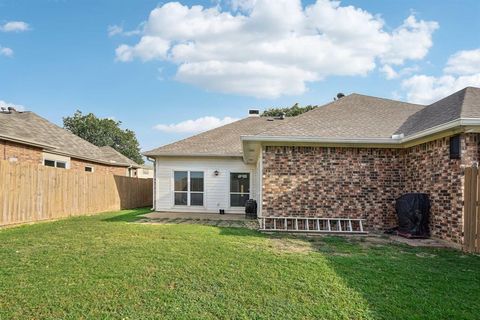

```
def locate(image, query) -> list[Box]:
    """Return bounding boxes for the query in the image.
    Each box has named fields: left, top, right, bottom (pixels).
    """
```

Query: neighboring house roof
left=0, top=111, right=139, bottom=167
left=146, top=86, right=480, bottom=159
left=99, top=146, right=140, bottom=168
left=144, top=116, right=288, bottom=157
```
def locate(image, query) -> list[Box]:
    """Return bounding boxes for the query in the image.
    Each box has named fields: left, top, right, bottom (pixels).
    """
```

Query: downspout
left=147, top=157, right=156, bottom=211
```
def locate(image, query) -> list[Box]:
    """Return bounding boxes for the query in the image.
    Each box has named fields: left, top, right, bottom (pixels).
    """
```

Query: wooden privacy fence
left=0, top=160, right=153, bottom=226
left=464, top=166, right=480, bottom=253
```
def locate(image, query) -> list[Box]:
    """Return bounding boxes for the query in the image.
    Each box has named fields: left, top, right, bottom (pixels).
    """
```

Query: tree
left=63, top=110, right=144, bottom=164
left=261, top=103, right=318, bottom=117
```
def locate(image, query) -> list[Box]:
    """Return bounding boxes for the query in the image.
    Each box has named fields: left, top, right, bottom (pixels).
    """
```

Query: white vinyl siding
left=154, top=157, right=258, bottom=214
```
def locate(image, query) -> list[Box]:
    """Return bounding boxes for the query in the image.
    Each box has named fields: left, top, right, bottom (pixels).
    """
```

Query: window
left=450, top=135, right=461, bottom=159
left=44, top=159, right=67, bottom=169
left=230, top=173, right=250, bottom=207
left=85, top=166, right=94, bottom=172
left=56, top=161, right=67, bottom=169
left=174, top=171, right=204, bottom=206
left=44, top=159, right=55, bottom=167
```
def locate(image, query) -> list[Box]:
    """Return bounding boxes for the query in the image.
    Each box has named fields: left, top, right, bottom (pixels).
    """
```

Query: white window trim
left=172, top=170, right=205, bottom=208
left=43, top=159, right=69, bottom=169
left=85, top=166, right=94, bottom=173
left=228, top=171, right=251, bottom=208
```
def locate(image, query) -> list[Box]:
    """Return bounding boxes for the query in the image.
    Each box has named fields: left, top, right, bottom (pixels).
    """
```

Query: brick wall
left=70, top=159, right=128, bottom=176
left=1, top=139, right=129, bottom=176
left=1, top=139, right=43, bottom=165
left=262, top=146, right=403, bottom=230
left=402, top=137, right=463, bottom=243
left=262, top=133, right=480, bottom=244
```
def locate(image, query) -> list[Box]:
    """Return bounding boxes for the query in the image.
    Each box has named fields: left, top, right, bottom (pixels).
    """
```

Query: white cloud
left=381, top=15, right=438, bottom=65
left=154, top=116, right=239, bottom=133
left=108, top=24, right=142, bottom=37
left=176, top=61, right=317, bottom=98
left=116, top=36, right=169, bottom=62
left=0, top=100, right=25, bottom=111
left=402, top=74, right=480, bottom=104
left=108, top=25, right=124, bottom=37
left=444, top=48, right=480, bottom=75
left=381, top=64, right=419, bottom=80
left=380, top=65, right=398, bottom=80
left=230, top=0, right=258, bottom=12
left=115, top=0, right=438, bottom=98
left=0, top=46, right=13, bottom=57
left=402, top=48, right=480, bottom=104
left=0, top=21, right=30, bottom=32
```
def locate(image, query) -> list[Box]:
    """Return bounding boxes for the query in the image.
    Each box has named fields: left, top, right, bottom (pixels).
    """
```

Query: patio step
left=258, top=217, right=367, bottom=234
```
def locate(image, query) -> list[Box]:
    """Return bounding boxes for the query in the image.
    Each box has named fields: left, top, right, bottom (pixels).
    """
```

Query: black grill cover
left=395, top=193, right=430, bottom=237
left=245, top=199, right=257, bottom=219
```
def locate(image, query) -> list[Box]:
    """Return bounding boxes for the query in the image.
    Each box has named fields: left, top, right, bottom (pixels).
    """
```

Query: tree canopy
left=63, top=110, right=144, bottom=164
left=261, top=103, right=318, bottom=117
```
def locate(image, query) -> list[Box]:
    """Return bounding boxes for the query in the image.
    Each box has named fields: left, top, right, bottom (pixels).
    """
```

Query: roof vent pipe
left=248, top=109, right=260, bottom=117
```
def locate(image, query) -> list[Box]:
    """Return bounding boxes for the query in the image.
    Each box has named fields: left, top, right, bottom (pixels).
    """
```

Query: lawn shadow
left=102, top=207, right=153, bottom=222
left=217, top=225, right=267, bottom=238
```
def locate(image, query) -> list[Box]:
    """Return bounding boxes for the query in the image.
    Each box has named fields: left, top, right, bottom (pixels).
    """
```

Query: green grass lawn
left=0, top=209, right=479, bottom=320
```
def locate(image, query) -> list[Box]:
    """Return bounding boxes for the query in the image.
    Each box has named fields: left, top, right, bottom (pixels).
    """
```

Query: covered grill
left=395, top=193, right=430, bottom=238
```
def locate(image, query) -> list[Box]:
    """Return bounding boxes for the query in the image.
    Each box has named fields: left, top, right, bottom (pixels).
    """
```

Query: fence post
left=464, top=167, right=478, bottom=253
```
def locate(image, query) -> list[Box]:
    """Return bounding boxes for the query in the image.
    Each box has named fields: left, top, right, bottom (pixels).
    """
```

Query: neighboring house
left=137, top=164, right=154, bottom=179
left=0, top=110, right=141, bottom=176
left=145, top=86, right=480, bottom=245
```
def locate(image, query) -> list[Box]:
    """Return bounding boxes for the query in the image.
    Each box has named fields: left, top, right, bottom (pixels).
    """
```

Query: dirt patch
left=268, top=237, right=313, bottom=254
left=415, top=252, right=437, bottom=258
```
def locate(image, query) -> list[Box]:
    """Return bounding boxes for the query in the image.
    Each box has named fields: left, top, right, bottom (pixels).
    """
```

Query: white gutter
left=241, top=135, right=401, bottom=144
left=241, top=118, right=480, bottom=145
left=0, top=134, right=58, bottom=150
left=143, top=153, right=243, bottom=158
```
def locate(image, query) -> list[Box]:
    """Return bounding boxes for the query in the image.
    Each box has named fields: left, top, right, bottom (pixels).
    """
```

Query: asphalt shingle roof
left=144, top=87, right=480, bottom=157
left=0, top=111, right=139, bottom=167
left=99, top=146, right=140, bottom=167
left=144, top=116, right=288, bottom=157
left=255, top=94, right=424, bottom=139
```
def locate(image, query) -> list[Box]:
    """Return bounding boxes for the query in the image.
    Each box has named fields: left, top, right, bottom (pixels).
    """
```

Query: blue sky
left=1, top=0, right=479, bottom=151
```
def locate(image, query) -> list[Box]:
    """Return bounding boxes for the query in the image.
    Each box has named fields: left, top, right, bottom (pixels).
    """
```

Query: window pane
left=174, top=171, right=188, bottom=191
left=174, top=192, right=187, bottom=205
left=56, top=162, right=67, bottom=169
left=44, top=160, right=55, bottom=167
left=190, top=171, right=204, bottom=192
left=191, top=193, right=204, bottom=206
left=231, top=194, right=250, bottom=207
left=230, top=173, right=250, bottom=193
left=85, top=166, right=93, bottom=172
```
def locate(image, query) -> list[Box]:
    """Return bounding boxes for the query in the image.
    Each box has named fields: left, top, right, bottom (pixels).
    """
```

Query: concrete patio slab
left=138, top=211, right=258, bottom=229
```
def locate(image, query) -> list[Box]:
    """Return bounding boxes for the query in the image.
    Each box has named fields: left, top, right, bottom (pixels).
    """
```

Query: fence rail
left=0, top=160, right=152, bottom=226
left=464, top=167, right=480, bottom=253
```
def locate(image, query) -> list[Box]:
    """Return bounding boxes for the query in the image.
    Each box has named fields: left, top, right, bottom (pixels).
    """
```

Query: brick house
left=0, top=109, right=140, bottom=176
left=145, top=87, right=480, bottom=245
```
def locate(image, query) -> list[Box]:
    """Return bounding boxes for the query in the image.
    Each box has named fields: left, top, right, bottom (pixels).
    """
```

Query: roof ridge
left=348, top=93, right=425, bottom=106
left=145, top=117, right=254, bottom=154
